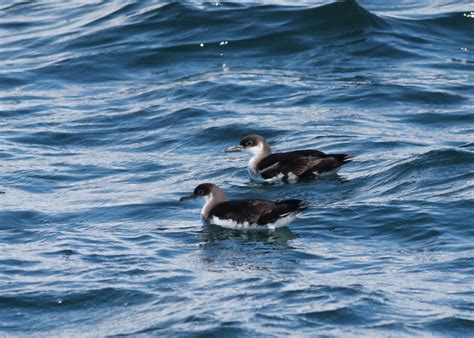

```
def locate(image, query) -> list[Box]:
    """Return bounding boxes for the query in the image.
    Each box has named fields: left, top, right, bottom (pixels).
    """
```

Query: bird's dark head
left=192, top=183, right=215, bottom=198
left=239, top=134, right=265, bottom=149
left=225, top=134, right=270, bottom=155
left=179, top=183, right=218, bottom=202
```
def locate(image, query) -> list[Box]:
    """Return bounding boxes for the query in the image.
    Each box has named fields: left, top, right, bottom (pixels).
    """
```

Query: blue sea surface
left=1, top=0, right=473, bottom=336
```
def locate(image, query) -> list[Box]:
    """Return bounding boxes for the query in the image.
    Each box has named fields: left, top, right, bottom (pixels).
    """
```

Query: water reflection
left=197, top=225, right=299, bottom=272
left=201, top=224, right=297, bottom=243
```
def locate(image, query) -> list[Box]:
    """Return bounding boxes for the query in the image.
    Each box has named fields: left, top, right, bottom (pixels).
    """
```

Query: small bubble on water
left=200, top=43, right=204, bottom=47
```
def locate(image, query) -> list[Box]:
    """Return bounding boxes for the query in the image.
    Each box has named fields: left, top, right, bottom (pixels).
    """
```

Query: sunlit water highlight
left=0, top=0, right=473, bottom=336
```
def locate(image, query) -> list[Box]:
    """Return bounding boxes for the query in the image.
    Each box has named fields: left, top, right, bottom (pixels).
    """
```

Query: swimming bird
left=179, top=183, right=307, bottom=230
left=225, top=134, right=353, bottom=182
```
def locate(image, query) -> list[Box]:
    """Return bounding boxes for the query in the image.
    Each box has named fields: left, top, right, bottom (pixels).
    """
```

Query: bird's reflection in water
left=198, top=224, right=300, bottom=272
left=236, top=172, right=349, bottom=190
left=201, top=224, right=297, bottom=244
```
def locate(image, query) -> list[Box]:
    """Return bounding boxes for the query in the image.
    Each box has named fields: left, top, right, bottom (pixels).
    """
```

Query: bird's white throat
left=247, top=144, right=269, bottom=173
left=201, top=195, right=215, bottom=218
left=201, top=189, right=227, bottom=218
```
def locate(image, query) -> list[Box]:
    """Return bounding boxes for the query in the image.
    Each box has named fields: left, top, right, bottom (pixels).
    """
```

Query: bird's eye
left=246, top=141, right=252, bottom=146
left=197, top=190, right=204, bottom=195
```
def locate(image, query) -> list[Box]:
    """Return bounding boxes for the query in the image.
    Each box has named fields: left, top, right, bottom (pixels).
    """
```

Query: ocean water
left=1, top=0, right=473, bottom=336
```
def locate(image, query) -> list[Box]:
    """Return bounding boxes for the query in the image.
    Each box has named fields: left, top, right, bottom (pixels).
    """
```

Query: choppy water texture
left=1, top=0, right=474, bottom=336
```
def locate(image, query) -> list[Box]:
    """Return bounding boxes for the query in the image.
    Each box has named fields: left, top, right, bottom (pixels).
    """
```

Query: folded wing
left=209, top=199, right=306, bottom=225
left=257, top=150, right=352, bottom=179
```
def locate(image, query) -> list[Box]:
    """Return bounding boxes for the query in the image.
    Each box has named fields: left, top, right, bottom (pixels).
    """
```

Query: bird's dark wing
left=257, top=199, right=306, bottom=225
left=209, top=200, right=276, bottom=225
left=286, top=150, right=328, bottom=157
left=257, top=151, right=352, bottom=178
left=257, top=151, right=327, bottom=171
left=209, top=199, right=306, bottom=226
left=305, top=156, right=345, bottom=174
left=256, top=153, right=314, bottom=178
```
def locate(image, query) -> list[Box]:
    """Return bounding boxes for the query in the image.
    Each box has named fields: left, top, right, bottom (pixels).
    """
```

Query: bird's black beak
left=179, top=194, right=196, bottom=202
left=224, top=145, right=243, bottom=152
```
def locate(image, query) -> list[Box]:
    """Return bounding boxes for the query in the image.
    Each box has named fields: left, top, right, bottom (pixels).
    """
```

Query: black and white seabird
left=179, top=183, right=307, bottom=230
left=225, top=134, right=353, bottom=182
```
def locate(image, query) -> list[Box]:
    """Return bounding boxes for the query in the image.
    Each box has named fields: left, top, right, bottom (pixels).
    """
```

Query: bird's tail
left=279, top=199, right=309, bottom=213
left=330, top=153, right=355, bottom=164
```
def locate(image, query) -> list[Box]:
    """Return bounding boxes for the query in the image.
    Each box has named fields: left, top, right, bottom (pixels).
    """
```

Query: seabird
left=179, top=183, right=307, bottom=230
left=225, top=134, right=353, bottom=182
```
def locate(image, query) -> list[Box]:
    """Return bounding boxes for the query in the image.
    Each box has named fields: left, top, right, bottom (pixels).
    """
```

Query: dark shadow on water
left=317, top=171, right=352, bottom=183
left=198, top=224, right=300, bottom=273
left=201, top=224, right=297, bottom=244
left=234, top=172, right=351, bottom=192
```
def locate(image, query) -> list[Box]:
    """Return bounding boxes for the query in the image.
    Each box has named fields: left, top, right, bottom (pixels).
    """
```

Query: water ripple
left=0, top=0, right=473, bottom=336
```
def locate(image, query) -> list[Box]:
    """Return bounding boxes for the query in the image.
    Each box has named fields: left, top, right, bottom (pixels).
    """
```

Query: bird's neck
left=201, top=189, right=227, bottom=218
left=248, top=144, right=271, bottom=173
